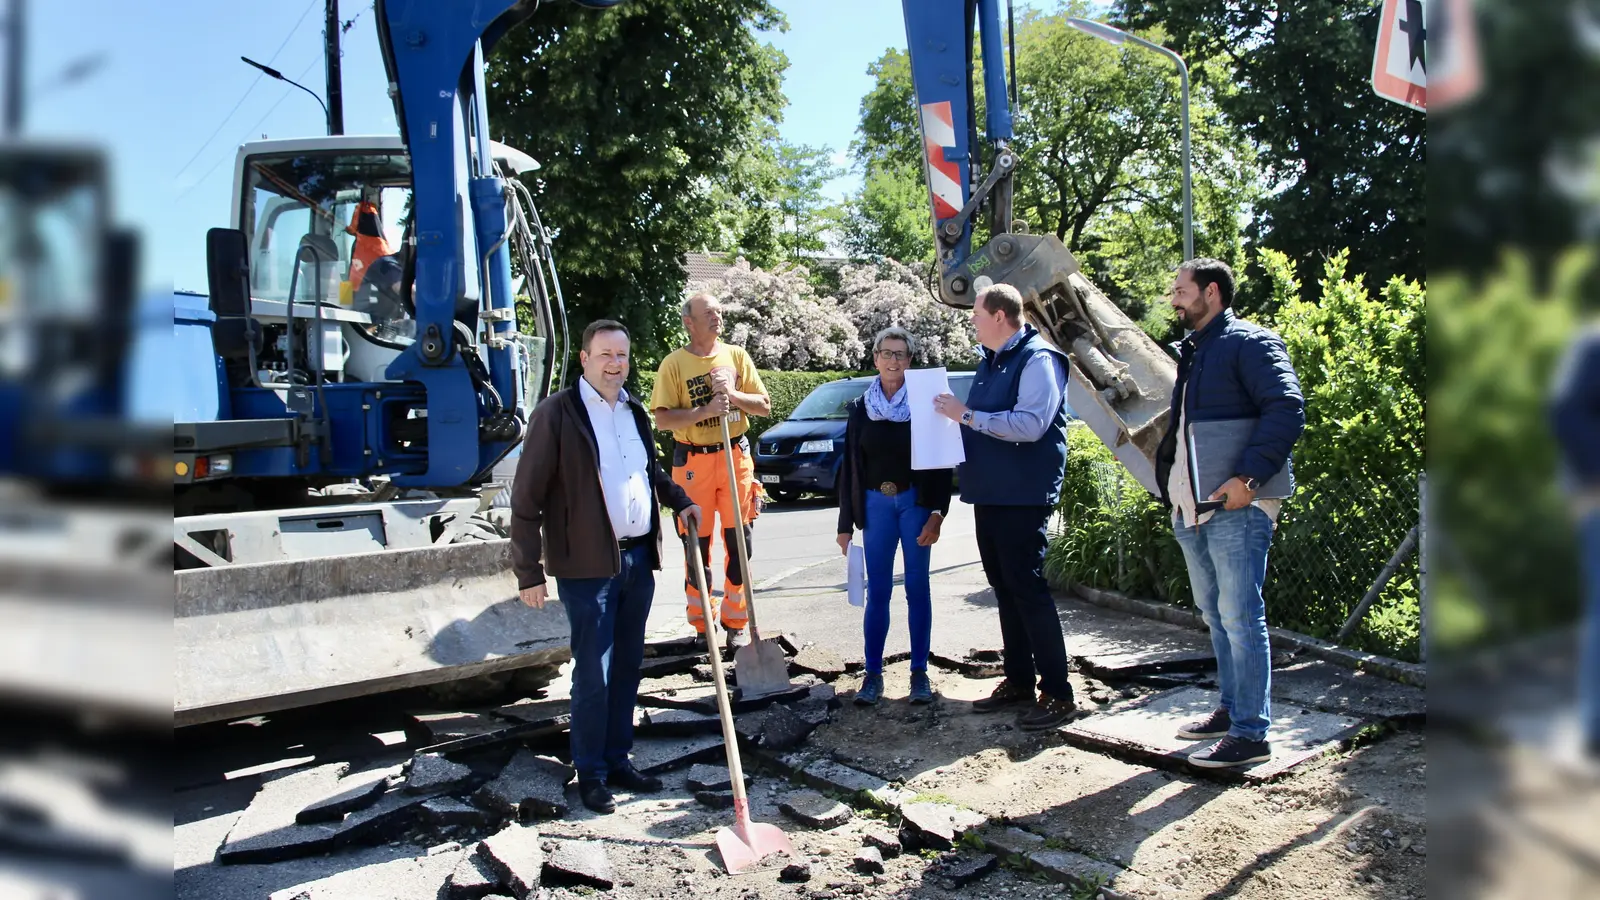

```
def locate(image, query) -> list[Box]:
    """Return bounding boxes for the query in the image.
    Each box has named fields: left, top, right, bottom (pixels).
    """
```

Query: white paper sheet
left=903, top=367, right=966, bottom=470
left=847, top=543, right=866, bottom=607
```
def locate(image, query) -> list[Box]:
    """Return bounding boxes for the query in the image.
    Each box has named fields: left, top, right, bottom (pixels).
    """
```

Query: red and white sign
left=1372, top=0, right=1482, bottom=112
left=919, top=101, right=963, bottom=220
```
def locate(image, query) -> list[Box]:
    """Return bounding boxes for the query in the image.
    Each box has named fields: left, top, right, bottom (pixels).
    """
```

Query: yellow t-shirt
left=650, top=343, right=767, bottom=446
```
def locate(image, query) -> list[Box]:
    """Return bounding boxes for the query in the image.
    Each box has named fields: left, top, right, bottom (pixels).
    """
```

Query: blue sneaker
left=909, top=670, right=935, bottom=704
left=855, top=672, right=884, bottom=706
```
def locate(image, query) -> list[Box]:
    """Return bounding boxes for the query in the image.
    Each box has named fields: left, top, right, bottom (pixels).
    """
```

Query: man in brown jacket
left=511, top=319, right=700, bottom=814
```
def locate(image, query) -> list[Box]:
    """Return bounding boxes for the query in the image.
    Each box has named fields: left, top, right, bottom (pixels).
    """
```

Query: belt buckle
left=879, top=481, right=898, bottom=497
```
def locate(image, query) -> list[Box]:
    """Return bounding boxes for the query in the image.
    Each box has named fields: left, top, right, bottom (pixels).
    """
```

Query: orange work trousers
left=672, top=437, right=761, bottom=632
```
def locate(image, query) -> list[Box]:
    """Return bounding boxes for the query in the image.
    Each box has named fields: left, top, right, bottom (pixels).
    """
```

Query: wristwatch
left=960, top=410, right=975, bottom=427
left=1236, top=475, right=1260, bottom=492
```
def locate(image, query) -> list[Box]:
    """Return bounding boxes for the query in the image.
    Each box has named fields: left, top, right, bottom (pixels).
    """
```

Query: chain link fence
left=1046, top=459, right=1424, bottom=662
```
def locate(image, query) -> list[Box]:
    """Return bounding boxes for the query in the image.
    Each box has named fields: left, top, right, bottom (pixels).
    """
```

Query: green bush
left=1046, top=250, right=1427, bottom=661
left=1427, top=252, right=1587, bottom=654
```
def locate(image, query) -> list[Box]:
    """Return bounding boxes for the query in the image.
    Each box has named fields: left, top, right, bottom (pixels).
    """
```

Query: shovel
left=718, top=415, right=794, bottom=700
left=684, top=529, right=794, bottom=874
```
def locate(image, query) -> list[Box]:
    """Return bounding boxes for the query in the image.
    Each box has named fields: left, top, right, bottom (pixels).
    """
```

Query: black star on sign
left=1398, top=0, right=1427, bottom=73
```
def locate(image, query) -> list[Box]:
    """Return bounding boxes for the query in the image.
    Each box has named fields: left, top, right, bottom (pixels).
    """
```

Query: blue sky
left=17, top=0, right=1057, bottom=293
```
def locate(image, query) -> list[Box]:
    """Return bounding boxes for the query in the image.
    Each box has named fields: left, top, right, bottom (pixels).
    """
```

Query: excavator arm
left=900, top=0, right=1176, bottom=493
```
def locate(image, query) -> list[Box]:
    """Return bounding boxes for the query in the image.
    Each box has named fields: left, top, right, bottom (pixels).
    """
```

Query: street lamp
left=1065, top=17, right=1193, bottom=262
left=241, top=56, right=330, bottom=133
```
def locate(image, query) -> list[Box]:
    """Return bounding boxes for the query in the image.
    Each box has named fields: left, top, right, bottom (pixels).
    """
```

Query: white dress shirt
left=579, top=376, right=653, bottom=540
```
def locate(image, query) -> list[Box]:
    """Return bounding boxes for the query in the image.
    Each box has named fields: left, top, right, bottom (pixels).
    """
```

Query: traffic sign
left=1371, top=0, right=1481, bottom=112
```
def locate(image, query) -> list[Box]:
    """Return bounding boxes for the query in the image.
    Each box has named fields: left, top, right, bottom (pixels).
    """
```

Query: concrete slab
left=1027, top=848, right=1127, bottom=895
left=683, top=764, right=748, bottom=793
left=898, top=801, right=987, bottom=851
left=478, top=823, right=542, bottom=899
left=1269, top=658, right=1426, bottom=722
left=931, top=850, right=997, bottom=887
left=543, top=840, right=614, bottom=890
left=472, top=751, right=573, bottom=820
left=928, top=649, right=1005, bottom=679
left=1062, top=592, right=1216, bottom=676
left=854, top=845, right=885, bottom=874
left=410, top=711, right=544, bottom=756
left=1060, top=685, right=1365, bottom=781
left=405, top=753, right=473, bottom=794
left=295, top=768, right=390, bottom=824
left=861, top=824, right=902, bottom=858
left=422, top=797, right=490, bottom=829
left=218, top=763, right=349, bottom=863
left=734, top=702, right=819, bottom=751
left=446, top=848, right=498, bottom=899
left=694, top=790, right=735, bottom=809
left=778, top=789, right=853, bottom=828
left=266, top=848, right=462, bottom=899
left=639, top=653, right=703, bottom=679
left=789, top=646, right=846, bottom=681
left=627, top=734, right=725, bottom=776
left=637, top=707, right=722, bottom=738
left=797, top=759, right=915, bottom=810
left=637, top=682, right=809, bottom=715
left=982, top=826, right=1046, bottom=860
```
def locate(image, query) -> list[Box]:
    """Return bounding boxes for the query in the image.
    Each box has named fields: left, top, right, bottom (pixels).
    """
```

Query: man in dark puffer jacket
left=1550, top=324, right=1600, bottom=760
left=1154, top=258, right=1305, bottom=770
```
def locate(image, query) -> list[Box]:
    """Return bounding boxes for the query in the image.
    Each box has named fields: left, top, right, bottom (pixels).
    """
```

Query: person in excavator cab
left=651, top=292, right=771, bottom=649
left=345, top=187, right=393, bottom=293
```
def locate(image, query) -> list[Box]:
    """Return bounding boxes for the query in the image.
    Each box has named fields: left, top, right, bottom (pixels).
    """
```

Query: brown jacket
left=510, top=385, right=692, bottom=589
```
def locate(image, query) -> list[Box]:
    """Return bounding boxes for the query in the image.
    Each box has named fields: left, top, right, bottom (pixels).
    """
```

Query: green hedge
left=629, top=367, right=867, bottom=456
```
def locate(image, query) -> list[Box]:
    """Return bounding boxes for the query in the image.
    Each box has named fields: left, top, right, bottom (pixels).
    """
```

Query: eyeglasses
left=875, top=349, right=909, bottom=361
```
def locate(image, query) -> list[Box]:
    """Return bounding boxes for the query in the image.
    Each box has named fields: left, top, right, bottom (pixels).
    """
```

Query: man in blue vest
left=1154, top=258, right=1304, bottom=769
left=934, top=283, right=1078, bottom=732
left=1550, top=323, right=1600, bottom=761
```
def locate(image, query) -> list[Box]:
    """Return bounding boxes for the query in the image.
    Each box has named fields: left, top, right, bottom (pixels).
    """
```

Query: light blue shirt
left=970, top=330, right=1067, bottom=442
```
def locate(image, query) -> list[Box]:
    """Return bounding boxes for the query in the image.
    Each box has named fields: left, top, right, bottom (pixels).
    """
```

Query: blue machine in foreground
left=173, top=0, right=625, bottom=726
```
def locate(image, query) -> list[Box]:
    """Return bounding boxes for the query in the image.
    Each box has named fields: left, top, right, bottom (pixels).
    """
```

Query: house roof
left=684, top=251, right=738, bottom=283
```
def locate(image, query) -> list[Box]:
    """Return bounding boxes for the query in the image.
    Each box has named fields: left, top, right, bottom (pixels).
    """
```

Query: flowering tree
left=837, top=259, right=978, bottom=368
left=689, top=259, right=864, bottom=371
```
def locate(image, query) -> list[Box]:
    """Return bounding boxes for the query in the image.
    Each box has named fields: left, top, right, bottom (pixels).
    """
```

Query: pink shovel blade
left=715, top=820, right=794, bottom=874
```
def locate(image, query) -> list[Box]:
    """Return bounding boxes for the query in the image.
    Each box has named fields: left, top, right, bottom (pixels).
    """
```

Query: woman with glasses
left=835, top=327, right=953, bottom=705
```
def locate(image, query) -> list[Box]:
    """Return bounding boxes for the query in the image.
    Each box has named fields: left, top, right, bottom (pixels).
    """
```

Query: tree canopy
left=487, top=0, right=788, bottom=364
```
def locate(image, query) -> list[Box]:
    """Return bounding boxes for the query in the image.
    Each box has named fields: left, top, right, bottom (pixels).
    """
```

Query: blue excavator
left=172, top=0, right=1172, bottom=726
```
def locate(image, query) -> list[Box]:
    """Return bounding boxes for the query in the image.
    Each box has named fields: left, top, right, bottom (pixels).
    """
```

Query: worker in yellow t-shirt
left=650, top=292, right=771, bottom=645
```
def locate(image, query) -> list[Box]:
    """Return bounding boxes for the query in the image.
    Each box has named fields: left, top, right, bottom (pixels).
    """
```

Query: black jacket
left=511, top=385, right=693, bottom=589
left=835, top=396, right=954, bottom=535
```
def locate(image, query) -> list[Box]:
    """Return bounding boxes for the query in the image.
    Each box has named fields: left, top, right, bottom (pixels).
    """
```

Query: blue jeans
left=863, top=487, right=933, bottom=675
left=556, top=543, right=654, bottom=782
left=1580, top=511, right=1600, bottom=746
left=1172, top=506, right=1275, bottom=742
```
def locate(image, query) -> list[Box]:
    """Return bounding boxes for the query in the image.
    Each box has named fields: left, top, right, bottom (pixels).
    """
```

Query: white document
left=903, top=367, right=966, bottom=470
left=847, top=543, right=866, bottom=607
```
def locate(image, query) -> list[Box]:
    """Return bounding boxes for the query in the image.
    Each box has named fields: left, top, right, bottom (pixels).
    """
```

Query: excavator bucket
left=174, top=538, right=571, bottom=727
left=934, top=234, right=1178, bottom=494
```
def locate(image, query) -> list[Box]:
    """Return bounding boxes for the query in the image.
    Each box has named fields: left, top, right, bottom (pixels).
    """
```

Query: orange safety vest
left=345, top=201, right=393, bottom=291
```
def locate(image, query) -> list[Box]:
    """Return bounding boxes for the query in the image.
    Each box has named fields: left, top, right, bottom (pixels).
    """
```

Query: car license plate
left=760, top=474, right=780, bottom=484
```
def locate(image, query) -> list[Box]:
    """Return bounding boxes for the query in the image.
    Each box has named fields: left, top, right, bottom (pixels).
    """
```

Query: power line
left=175, top=54, right=321, bottom=203
left=174, top=0, right=320, bottom=180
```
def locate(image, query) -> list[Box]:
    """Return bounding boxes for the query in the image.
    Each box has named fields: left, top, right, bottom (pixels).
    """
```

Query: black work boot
left=578, top=779, right=615, bottom=814
left=971, top=678, right=1036, bottom=713
left=1017, top=693, right=1078, bottom=731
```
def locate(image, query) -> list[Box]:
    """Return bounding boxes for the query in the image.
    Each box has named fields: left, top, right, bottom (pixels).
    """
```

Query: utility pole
left=324, top=0, right=343, bottom=135
left=4, top=0, right=24, bottom=135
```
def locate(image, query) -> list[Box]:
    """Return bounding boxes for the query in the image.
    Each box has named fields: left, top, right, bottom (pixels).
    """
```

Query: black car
left=754, top=372, right=975, bottom=503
